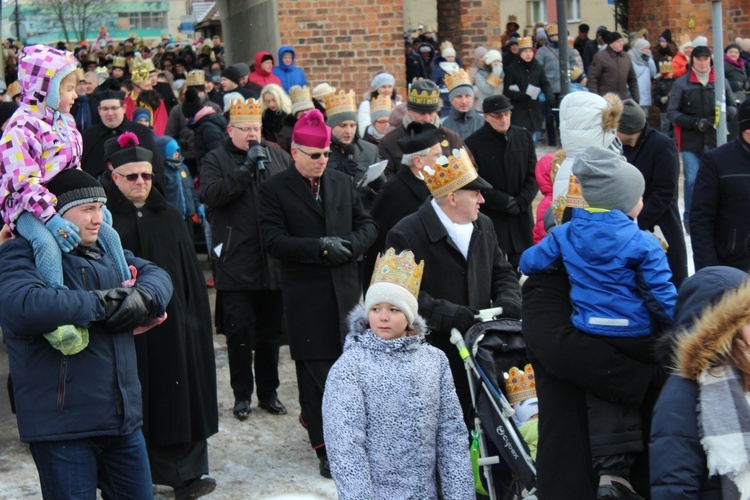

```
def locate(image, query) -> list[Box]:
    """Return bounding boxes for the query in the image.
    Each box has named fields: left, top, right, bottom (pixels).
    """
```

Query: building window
left=567, top=0, right=581, bottom=22
left=527, top=0, right=547, bottom=26
left=118, top=12, right=166, bottom=30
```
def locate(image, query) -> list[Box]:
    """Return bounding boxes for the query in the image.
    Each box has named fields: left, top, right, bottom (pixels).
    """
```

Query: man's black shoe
left=233, top=400, right=251, bottom=420
left=175, top=476, right=216, bottom=500
left=319, top=457, right=332, bottom=479
left=259, top=397, right=288, bottom=415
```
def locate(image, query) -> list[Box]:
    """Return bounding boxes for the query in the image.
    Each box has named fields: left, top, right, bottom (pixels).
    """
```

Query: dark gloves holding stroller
left=319, top=237, right=353, bottom=266
left=494, top=300, right=522, bottom=320
left=91, top=286, right=156, bottom=333
left=452, top=306, right=479, bottom=333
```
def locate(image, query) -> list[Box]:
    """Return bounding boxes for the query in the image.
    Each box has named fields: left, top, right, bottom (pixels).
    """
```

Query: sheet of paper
left=526, top=84, right=541, bottom=100
left=508, top=84, right=520, bottom=92
left=357, top=160, right=388, bottom=187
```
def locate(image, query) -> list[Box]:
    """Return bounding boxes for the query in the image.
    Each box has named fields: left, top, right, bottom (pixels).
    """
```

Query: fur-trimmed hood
left=344, top=303, right=429, bottom=352
left=673, top=266, right=750, bottom=381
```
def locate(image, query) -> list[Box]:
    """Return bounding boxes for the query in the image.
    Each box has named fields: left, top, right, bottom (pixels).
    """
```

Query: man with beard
left=123, top=62, right=168, bottom=136
left=200, top=97, right=292, bottom=422
left=103, top=133, right=218, bottom=499
left=323, top=89, right=382, bottom=210
left=81, top=78, right=166, bottom=190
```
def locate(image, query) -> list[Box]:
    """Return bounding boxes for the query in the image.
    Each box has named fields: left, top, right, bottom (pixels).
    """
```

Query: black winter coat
left=623, top=124, right=688, bottom=287
left=503, top=59, right=553, bottom=133
left=262, top=109, right=288, bottom=144
left=189, top=111, right=227, bottom=173
left=667, top=70, right=736, bottom=152
left=363, top=167, right=430, bottom=289
left=200, top=138, right=291, bottom=291
left=690, top=135, right=750, bottom=272
left=81, top=118, right=166, bottom=190
left=327, top=135, right=382, bottom=210
left=106, top=185, right=218, bottom=447
left=386, top=201, right=521, bottom=418
left=465, top=123, right=538, bottom=255
left=259, top=166, right=377, bottom=360
left=522, top=270, right=658, bottom=499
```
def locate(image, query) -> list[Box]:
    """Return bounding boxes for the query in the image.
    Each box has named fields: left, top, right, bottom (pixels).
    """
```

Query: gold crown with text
left=370, top=248, right=424, bottom=299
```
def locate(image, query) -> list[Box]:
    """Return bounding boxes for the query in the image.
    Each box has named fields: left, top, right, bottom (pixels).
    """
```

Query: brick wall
left=437, top=0, right=503, bottom=69
left=275, top=0, right=405, bottom=99
left=629, top=0, right=749, bottom=47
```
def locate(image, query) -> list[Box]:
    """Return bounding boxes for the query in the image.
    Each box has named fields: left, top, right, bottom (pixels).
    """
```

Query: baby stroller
left=451, top=308, right=537, bottom=499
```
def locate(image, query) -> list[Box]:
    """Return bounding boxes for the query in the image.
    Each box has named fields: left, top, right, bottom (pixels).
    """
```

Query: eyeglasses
left=374, top=119, right=390, bottom=126
left=114, top=171, right=153, bottom=182
left=232, top=125, right=261, bottom=134
left=99, top=106, right=122, bottom=112
left=487, top=111, right=511, bottom=119
left=296, top=148, right=332, bottom=160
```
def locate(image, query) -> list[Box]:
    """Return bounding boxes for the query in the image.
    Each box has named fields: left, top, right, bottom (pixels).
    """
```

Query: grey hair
left=401, top=146, right=433, bottom=166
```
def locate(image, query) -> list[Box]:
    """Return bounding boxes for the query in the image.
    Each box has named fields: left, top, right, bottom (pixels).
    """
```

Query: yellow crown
left=95, top=66, right=109, bottom=76
left=370, top=94, right=393, bottom=115
left=504, top=364, right=536, bottom=405
left=230, top=98, right=262, bottom=125
left=127, top=57, right=140, bottom=71
left=408, top=82, right=440, bottom=107
left=507, top=14, right=518, bottom=24
left=7, top=80, right=20, bottom=98
left=518, top=36, right=534, bottom=50
left=289, top=85, right=312, bottom=104
left=186, top=69, right=205, bottom=87
left=546, top=24, right=559, bottom=36
left=75, top=68, right=85, bottom=81
left=423, top=148, right=479, bottom=199
left=112, top=56, right=126, bottom=68
left=659, top=58, right=673, bottom=74
left=370, top=248, right=424, bottom=299
left=86, top=53, right=97, bottom=63
left=444, top=68, right=472, bottom=92
left=322, top=89, right=357, bottom=118
left=141, top=58, right=156, bottom=73
left=131, top=66, right=150, bottom=84
left=552, top=173, right=589, bottom=226
left=679, top=33, right=692, bottom=46
left=440, top=40, right=454, bottom=53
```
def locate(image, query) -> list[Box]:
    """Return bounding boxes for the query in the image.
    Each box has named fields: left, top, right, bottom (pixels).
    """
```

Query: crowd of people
left=0, top=18, right=748, bottom=500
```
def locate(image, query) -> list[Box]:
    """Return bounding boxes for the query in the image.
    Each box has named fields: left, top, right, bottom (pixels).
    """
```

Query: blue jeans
left=29, top=430, right=153, bottom=500
left=681, top=150, right=703, bottom=223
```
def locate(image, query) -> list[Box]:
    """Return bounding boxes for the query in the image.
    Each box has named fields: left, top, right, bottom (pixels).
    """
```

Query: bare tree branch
left=28, top=0, right=112, bottom=44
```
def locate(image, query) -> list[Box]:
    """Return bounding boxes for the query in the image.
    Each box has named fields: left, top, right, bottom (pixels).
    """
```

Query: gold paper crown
left=95, top=66, right=109, bottom=76
left=408, top=82, right=440, bottom=107
left=7, top=80, right=20, bottom=98
left=141, top=58, right=156, bottom=73
left=322, top=89, right=357, bottom=118
left=131, top=66, right=150, bottom=84
left=507, top=14, right=518, bottom=24
left=127, top=57, right=139, bottom=71
left=230, top=98, right=262, bottom=124
left=518, top=37, right=534, bottom=50
left=679, top=33, right=692, bottom=46
left=546, top=24, right=559, bottom=36
left=552, top=173, right=589, bottom=226
left=423, top=148, right=479, bottom=199
left=289, top=85, right=312, bottom=104
left=504, top=364, right=536, bottom=405
left=370, top=94, right=393, bottom=115
left=85, top=53, right=97, bottom=63
left=186, top=69, right=205, bottom=87
left=659, top=58, right=674, bottom=74
left=444, top=68, right=472, bottom=92
left=440, top=41, right=454, bottom=53
left=370, top=248, right=424, bottom=299
left=75, top=68, right=85, bottom=81
left=112, top=56, right=126, bottom=68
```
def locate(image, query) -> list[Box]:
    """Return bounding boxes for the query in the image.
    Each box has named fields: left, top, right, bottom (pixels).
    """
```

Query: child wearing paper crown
left=322, top=248, right=474, bottom=499
left=0, top=44, right=132, bottom=355
left=504, top=364, right=539, bottom=461
left=520, top=145, right=677, bottom=498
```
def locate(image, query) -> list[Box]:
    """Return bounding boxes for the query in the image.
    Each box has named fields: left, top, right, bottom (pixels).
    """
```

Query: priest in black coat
left=258, top=109, right=377, bottom=477
left=104, top=133, right=219, bottom=498
left=465, top=95, right=538, bottom=268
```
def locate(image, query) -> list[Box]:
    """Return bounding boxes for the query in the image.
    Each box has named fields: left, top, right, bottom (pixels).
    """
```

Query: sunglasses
left=296, top=148, right=332, bottom=160
left=114, top=171, right=153, bottom=182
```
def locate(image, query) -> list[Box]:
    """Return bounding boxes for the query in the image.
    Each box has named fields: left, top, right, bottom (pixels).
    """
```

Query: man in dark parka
left=258, top=109, right=377, bottom=477
left=617, top=99, right=688, bottom=287
left=386, top=148, right=522, bottom=429
left=465, top=95, right=538, bottom=268
left=104, top=133, right=219, bottom=499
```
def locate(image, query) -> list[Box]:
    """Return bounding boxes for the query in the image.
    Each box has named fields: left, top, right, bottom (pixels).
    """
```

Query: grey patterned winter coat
left=322, top=305, right=475, bottom=500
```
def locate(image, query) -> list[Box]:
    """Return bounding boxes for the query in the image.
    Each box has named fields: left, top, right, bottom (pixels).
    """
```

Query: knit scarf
left=699, top=364, right=750, bottom=499
left=725, top=54, right=745, bottom=69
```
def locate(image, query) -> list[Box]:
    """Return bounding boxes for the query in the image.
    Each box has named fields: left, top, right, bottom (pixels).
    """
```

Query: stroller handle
left=475, top=306, right=503, bottom=322
left=450, top=328, right=471, bottom=361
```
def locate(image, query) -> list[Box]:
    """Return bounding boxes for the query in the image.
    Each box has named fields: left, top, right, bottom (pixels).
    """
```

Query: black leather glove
left=239, top=144, right=268, bottom=174
left=451, top=306, right=479, bottom=333
left=496, top=300, right=522, bottom=320
left=91, top=287, right=155, bottom=333
left=341, top=145, right=358, bottom=177
left=319, top=237, right=353, bottom=266
left=505, top=198, right=521, bottom=215
left=696, top=118, right=713, bottom=132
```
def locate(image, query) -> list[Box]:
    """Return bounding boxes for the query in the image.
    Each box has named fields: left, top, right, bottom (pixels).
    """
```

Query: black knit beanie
left=47, top=169, right=107, bottom=215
